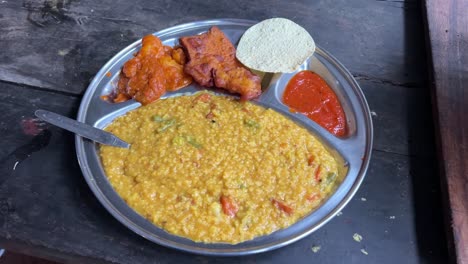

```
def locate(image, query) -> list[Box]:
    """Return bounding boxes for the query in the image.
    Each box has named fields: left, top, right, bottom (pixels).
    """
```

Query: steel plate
left=75, top=19, right=373, bottom=256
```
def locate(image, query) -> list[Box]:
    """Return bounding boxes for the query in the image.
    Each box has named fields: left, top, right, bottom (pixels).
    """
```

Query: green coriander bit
left=325, top=172, right=337, bottom=185
left=152, top=115, right=166, bottom=122
left=244, top=119, right=260, bottom=128
left=186, top=136, right=202, bottom=149
left=172, top=135, right=185, bottom=146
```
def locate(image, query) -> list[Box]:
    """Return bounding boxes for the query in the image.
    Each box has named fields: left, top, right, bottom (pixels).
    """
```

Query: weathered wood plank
left=361, top=81, right=435, bottom=157
left=0, top=251, right=59, bottom=264
left=423, top=0, right=468, bottom=263
left=0, top=0, right=425, bottom=95
left=0, top=80, right=447, bottom=263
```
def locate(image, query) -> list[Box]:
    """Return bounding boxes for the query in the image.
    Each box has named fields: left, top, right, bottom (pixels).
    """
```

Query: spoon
left=35, top=109, right=130, bottom=148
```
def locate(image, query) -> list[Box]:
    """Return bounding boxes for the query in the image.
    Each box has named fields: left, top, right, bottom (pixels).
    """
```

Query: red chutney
left=283, top=71, right=346, bottom=137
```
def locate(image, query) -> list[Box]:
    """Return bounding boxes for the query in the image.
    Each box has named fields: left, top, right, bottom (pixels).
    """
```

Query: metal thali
left=75, top=19, right=373, bottom=256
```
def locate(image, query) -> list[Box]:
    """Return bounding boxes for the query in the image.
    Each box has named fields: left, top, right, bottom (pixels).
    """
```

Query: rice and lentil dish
left=100, top=92, right=341, bottom=244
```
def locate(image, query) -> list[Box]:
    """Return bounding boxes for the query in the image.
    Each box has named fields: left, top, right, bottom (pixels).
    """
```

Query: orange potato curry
left=114, top=35, right=192, bottom=105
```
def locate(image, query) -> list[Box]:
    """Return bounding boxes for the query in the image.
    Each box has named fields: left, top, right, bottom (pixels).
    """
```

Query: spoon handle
left=35, top=109, right=130, bottom=149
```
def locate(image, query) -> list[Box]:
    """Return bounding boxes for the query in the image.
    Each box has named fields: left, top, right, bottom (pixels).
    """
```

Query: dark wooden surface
left=0, top=0, right=449, bottom=263
left=0, top=251, right=58, bottom=264
left=423, top=0, right=468, bottom=263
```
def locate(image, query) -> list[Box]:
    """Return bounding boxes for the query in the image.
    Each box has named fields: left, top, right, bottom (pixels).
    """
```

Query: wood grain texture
left=0, top=251, right=59, bottom=264
left=0, top=0, right=425, bottom=95
left=423, top=0, right=468, bottom=263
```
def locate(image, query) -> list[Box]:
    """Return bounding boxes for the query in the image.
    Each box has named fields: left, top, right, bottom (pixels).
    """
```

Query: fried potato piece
left=115, top=35, right=192, bottom=105
left=179, top=27, right=261, bottom=100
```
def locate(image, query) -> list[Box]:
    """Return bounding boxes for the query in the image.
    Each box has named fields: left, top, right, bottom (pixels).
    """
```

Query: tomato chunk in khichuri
left=283, top=70, right=347, bottom=137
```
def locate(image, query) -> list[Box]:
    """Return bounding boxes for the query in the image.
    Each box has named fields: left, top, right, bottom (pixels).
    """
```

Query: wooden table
left=424, top=0, right=468, bottom=263
left=0, top=0, right=454, bottom=263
